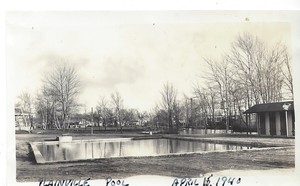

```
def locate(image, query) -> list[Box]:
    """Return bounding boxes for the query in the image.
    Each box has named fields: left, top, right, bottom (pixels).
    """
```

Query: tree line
left=193, top=33, right=293, bottom=132
left=15, top=33, right=293, bottom=133
left=150, top=33, right=293, bottom=133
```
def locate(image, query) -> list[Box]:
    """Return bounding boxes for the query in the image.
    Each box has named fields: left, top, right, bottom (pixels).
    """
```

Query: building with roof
left=244, top=101, right=295, bottom=137
left=15, top=107, right=32, bottom=131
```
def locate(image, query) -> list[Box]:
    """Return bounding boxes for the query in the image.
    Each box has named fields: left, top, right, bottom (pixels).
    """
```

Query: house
left=15, top=107, right=32, bottom=131
left=244, top=101, right=295, bottom=136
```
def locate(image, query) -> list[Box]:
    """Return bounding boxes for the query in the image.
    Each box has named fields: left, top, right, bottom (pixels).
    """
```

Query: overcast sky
left=7, top=11, right=292, bottom=112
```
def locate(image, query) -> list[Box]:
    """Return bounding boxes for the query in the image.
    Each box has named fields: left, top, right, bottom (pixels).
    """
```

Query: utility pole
left=91, top=107, right=94, bottom=135
left=190, top=98, right=193, bottom=128
left=186, top=98, right=189, bottom=128
left=189, top=96, right=200, bottom=129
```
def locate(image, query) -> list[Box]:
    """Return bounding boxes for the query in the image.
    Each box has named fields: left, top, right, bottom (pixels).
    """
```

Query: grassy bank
left=16, top=133, right=295, bottom=182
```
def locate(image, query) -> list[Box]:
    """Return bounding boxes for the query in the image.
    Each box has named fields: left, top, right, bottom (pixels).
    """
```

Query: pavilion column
left=287, top=111, right=293, bottom=136
left=275, top=112, right=281, bottom=136
left=265, top=112, right=270, bottom=135
left=256, top=113, right=261, bottom=135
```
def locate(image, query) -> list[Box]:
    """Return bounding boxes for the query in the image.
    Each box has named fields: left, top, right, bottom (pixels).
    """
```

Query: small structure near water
left=56, top=136, right=72, bottom=142
left=244, top=101, right=295, bottom=137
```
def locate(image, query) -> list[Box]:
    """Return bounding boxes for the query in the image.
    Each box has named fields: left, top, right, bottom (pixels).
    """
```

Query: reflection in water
left=180, top=129, right=258, bottom=135
left=36, top=139, right=249, bottom=162
left=180, top=129, right=228, bottom=135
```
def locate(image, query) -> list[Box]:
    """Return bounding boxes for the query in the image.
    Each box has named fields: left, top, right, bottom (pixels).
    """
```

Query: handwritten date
left=171, top=174, right=241, bottom=186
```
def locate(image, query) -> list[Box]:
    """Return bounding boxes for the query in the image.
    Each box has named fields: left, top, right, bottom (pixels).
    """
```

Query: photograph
left=6, top=10, right=299, bottom=186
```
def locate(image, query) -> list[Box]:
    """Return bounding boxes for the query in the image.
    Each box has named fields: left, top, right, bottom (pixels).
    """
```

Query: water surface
left=36, top=138, right=251, bottom=162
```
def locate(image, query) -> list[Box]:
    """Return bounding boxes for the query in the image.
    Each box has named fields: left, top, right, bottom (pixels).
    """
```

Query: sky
left=6, top=11, right=292, bottom=112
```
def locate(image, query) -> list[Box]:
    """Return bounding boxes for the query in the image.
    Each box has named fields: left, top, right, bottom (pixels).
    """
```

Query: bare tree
left=35, top=89, right=49, bottom=129
left=136, top=110, right=148, bottom=126
left=173, top=100, right=182, bottom=130
left=96, top=96, right=111, bottom=130
left=122, top=108, right=136, bottom=126
left=16, top=92, right=34, bottom=130
left=150, top=104, right=167, bottom=129
left=206, top=85, right=218, bottom=129
left=194, top=85, right=210, bottom=133
left=200, top=33, right=292, bottom=133
left=281, top=46, right=293, bottom=97
left=228, top=33, right=286, bottom=105
left=203, top=57, right=235, bottom=132
left=182, top=94, right=191, bottom=128
left=111, top=91, right=124, bottom=133
left=151, top=105, right=168, bottom=130
left=43, top=64, right=80, bottom=130
left=160, top=82, right=177, bottom=131
left=17, top=92, right=32, bottom=111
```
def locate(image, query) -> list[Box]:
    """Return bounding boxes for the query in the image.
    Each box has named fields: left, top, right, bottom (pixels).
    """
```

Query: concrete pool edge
left=162, top=136, right=295, bottom=147
left=28, top=137, right=294, bottom=164
left=30, top=145, right=293, bottom=164
left=29, top=142, right=46, bottom=164
left=32, top=137, right=133, bottom=145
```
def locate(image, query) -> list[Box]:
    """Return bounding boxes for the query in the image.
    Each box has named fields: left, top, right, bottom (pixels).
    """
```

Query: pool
left=31, top=138, right=253, bottom=163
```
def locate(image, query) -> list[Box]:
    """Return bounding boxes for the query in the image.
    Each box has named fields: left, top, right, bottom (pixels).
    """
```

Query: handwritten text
left=39, top=178, right=90, bottom=186
left=172, top=174, right=241, bottom=186
left=106, top=177, right=129, bottom=186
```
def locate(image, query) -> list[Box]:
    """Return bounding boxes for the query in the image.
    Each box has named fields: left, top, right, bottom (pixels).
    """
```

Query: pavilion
left=244, top=101, right=295, bottom=137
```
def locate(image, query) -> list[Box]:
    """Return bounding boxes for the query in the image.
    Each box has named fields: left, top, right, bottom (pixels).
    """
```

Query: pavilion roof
left=244, top=101, right=294, bottom=114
